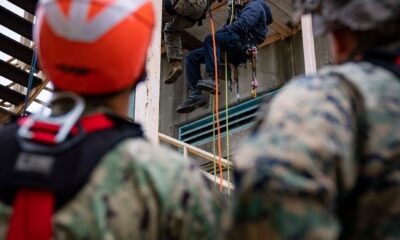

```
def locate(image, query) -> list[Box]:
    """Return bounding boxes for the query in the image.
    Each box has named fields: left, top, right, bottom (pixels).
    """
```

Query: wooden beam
left=211, top=0, right=227, bottom=11
left=0, top=107, right=17, bottom=124
left=270, top=21, right=292, bottom=38
left=181, top=31, right=203, bottom=50
left=259, top=33, right=282, bottom=48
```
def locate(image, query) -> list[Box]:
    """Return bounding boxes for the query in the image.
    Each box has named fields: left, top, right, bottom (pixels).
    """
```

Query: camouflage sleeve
left=122, top=139, right=224, bottom=240
left=231, top=75, right=359, bottom=239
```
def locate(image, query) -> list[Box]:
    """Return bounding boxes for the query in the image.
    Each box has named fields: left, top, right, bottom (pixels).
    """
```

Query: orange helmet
left=34, top=0, right=155, bottom=95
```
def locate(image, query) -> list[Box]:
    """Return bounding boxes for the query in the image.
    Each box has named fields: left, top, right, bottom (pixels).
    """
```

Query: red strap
left=79, top=113, right=114, bottom=134
left=8, top=113, right=115, bottom=239
left=18, top=113, right=115, bottom=144
left=7, top=190, right=54, bottom=240
left=396, top=56, right=400, bottom=66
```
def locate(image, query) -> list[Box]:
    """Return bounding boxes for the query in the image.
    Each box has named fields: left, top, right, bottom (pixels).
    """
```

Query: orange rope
left=209, top=14, right=223, bottom=192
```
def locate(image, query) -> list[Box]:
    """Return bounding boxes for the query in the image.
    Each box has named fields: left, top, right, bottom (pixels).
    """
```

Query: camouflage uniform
left=0, top=111, right=224, bottom=239
left=163, top=0, right=207, bottom=62
left=230, top=59, right=400, bottom=239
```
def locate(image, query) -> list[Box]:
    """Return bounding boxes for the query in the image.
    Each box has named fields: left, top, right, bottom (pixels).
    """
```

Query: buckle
left=18, top=92, right=85, bottom=144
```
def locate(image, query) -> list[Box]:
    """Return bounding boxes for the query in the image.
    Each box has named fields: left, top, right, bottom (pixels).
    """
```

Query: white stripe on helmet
left=36, top=0, right=150, bottom=43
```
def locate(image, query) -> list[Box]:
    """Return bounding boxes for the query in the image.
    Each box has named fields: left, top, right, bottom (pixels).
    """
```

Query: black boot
left=176, top=88, right=207, bottom=114
left=196, top=78, right=221, bottom=95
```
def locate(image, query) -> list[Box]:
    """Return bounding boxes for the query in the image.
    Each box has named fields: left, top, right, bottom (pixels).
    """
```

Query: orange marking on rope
left=209, top=14, right=223, bottom=192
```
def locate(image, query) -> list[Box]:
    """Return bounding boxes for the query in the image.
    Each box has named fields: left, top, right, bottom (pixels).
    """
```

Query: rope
left=224, top=55, right=231, bottom=196
left=209, top=9, right=224, bottom=192
left=212, top=96, right=217, bottom=187
left=23, top=47, right=38, bottom=116
left=224, top=0, right=235, bottom=196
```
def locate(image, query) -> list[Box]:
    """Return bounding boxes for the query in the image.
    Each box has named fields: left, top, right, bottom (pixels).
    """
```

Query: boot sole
left=164, top=68, right=183, bottom=84
left=197, top=83, right=220, bottom=95
left=176, top=100, right=207, bottom=114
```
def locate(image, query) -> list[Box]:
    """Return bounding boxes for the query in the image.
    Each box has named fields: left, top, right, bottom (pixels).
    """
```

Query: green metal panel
left=178, top=88, right=280, bottom=146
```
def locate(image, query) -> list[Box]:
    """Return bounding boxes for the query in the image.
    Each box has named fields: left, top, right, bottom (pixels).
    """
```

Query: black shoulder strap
left=0, top=116, right=144, bottom=210
left=333, top=73, right=368, bottom=240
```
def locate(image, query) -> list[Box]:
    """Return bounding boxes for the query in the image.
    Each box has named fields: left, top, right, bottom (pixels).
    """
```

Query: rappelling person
left=162, top=0, right=210, bottom=84
left=176, top=0, right=273, bottom=113
left=0, top=0, right=223, bottom=239
left=230, top=0, right=400, bottom=239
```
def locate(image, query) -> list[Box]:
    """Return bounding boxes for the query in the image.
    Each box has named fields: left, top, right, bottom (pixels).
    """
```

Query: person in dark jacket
left=176, top=0, right=273, bottom=113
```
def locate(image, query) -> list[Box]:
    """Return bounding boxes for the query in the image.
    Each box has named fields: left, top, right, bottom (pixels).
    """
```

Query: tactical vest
left=0, top=113, right=144, bottom=239
left=164, top=0, right=208, bottom=26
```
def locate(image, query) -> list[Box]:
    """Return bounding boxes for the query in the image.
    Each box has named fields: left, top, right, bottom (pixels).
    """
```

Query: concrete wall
left=159, top=31, right=329, bottom=160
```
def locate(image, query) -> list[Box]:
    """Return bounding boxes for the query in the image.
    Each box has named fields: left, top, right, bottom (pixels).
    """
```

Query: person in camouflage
left=162, top=0, right=208, bottom=84
left=0, top=0, right=223, bottom=239
left=230, top=0, right=400, bottom=239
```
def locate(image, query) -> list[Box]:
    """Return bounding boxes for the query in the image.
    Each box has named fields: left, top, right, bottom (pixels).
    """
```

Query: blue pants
left=185, top=31, right=248, bottom=89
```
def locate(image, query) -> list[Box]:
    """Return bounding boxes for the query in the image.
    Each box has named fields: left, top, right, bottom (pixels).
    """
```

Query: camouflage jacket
left=0, top=132, right=223, bottom=239
left=231, top=61, right=400, bottom=239
left=164, top=0, right=208, bottom=19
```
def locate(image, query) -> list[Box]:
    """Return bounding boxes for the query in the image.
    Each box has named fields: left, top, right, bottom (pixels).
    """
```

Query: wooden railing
left=159, top=133, right=234, bottom=190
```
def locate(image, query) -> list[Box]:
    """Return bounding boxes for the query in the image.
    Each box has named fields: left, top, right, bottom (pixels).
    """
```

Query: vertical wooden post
left=301, top=14, right=317, bottom=75
left=134, top=0, right=162, bottom=143
left=183, top=146, right=188, bottom=159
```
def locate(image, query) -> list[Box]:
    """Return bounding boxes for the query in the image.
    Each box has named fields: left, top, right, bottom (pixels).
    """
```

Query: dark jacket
left=224, top=0, right=273, bottom=44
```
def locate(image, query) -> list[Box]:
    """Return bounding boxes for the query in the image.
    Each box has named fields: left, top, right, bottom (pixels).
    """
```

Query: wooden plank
left=0, top=5, right=33, bottom=40
left=259, top=33, right=282, bottom=48
left=0, top=84, right=25, bottom=105
left=211, top=0, right=227, bottom=11
left=0, top=33, right=34, bottom=66
left=270, top=20, right=292, bottom=38
left=0, top=60, right=42, bottom=88
left=7, top=0, right=37, bottom=14
left=0, top=107, right=17, bottom=124
left=182, top=31, right=203, bottom=50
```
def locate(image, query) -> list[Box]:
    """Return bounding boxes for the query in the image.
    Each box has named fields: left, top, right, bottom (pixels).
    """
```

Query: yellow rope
left=212, top=96, right=217, bottom=187
left=224, top=53, right=231, bottom=196
left=224, top=0, right=236, bottom=196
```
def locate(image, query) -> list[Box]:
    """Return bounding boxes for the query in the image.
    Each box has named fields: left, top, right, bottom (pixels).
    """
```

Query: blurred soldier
left=163, top=0, right=208, bottom=84
left=177, top=0, right=272, bottom=113
left=231, top=0, right=400, bottom=239
left=0, top=0, right=223, bottom=239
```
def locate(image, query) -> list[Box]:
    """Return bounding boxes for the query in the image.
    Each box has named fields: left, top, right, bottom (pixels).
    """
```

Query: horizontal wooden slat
left=0, top=107, right=17, bottom=124
left=0, top=84, right=25, bottom=105
left=0, top=33, right=35, bottom=66
left=0, top=5, right=33, bottom=40
left=6, top=0, right=37, bottom=14
left=0, top=60, right=42, bottom=88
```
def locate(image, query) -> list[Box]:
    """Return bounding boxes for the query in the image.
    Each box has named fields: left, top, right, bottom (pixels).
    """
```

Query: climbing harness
left=225, top=1, right=260, bottom=100
left=247, top=44, right=259, bottom=98
left=2, top=92, right=144, bottom=240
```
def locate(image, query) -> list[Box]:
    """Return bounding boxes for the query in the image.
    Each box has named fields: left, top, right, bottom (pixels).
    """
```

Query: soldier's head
left=293, top=0, right=400, bottom=64
left=34, top=0, right=155, bottom=114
